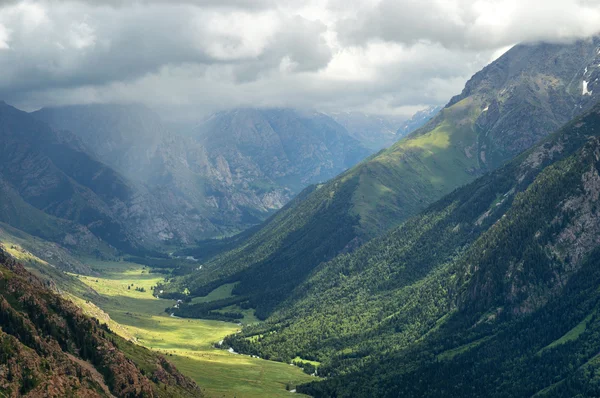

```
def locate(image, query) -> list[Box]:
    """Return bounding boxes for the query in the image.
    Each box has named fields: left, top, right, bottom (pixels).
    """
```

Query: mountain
left=0, top=248, right=201, bottom=397
left=35, top=105, right=371, bottom=239
left=396, top=105, right=442, bottom=137
left=1, top=101, right=230, bottom=253
left=193, top=108, right=371, bottom=193
left=32, top=104, right=165, bottom=183
left=170, top=38, right=600, bottom=317
left=328, top=112, right=406, bottom=151
left=0, top=101, right=154, bottom=255
left=223, top=100, right=600, bottom=397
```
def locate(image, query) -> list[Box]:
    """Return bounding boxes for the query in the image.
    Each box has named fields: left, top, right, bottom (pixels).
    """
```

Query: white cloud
left=338, top=0, right=600, bottom=50
left=0, top=23, right=10, bottom=49
left=0, top=0, right=599, bottom=118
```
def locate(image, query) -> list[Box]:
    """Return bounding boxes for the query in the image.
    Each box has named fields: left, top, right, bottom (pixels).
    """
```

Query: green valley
left=66, top=259, right=314, bottom=397
left=3, top=10, right=600, bottom=396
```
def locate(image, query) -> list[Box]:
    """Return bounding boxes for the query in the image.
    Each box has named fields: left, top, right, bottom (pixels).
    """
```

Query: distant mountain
left=328, top=112, right=406, bottom=150
left=396, top=105, right=442, bottom=137
left=33, top=104, right=164, bottom=183
left=0, top=101, right=153, bottom=255
left=194, top=108, right=371, bottom=193
left=35, top=105, right=371, bottom=241
left=171, top=37, right=600, bottom=318
left=0, top=248, right=201, bottom=397
left=238, top=97, right=600, bottom=398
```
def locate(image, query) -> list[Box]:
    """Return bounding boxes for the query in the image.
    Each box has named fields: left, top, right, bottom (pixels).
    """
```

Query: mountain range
left=33, top=105, right=372, bottom=245
left=0, top=101, right=382, bottom=260
left=4, top=31, right=600, bottom=398
left=243, top=98, right=600, bottom=398
left=171, top=37, right=600, bottom=318
left=162, top=37, right=600, bottom=397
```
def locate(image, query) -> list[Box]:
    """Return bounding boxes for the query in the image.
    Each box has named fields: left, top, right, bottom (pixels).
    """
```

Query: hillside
left=0, top=248, right=201, bottom=397
left=224, top=100, right=600, bottom=397
left=170, top=38, right=600, bottom=317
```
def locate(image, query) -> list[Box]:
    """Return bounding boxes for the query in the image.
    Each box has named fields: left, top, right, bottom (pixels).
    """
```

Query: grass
left=437, top=335, right=493, bottom=361
left=190, top=283, right=237, bottom=304
left=0, top=232, right=98, bottom=298
left=348, top=97, right=484, bottom=237
left=539, top=311, right=595, bottom=354
left=71, top=259, right=314, bottom=397
left=292, top=357, right=321, bottom=367
left=216, top=304, right=261, bottom=325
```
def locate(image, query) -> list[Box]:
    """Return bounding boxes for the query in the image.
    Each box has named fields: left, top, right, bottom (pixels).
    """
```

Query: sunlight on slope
left=72, top=260, right=313, bottom=397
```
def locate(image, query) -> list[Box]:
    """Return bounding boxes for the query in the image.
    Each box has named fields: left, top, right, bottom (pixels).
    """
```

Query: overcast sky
left=0, top=0, right=599, bottom=120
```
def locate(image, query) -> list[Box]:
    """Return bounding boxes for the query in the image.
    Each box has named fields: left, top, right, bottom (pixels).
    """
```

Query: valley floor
left=67, top=259, right=314, bottom=397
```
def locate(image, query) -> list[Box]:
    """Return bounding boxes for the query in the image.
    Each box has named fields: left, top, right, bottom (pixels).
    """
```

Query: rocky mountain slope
left=194, top=108, right=370, bottom=195
left=35, top=105, right=371, bottom=239
left=0, top=101, right=152, bottom=255
left=0, top=248, right=201, bottom=397
left=171, top=37, right=600, bottom=317
left=224, top=99, right=600, bottom=397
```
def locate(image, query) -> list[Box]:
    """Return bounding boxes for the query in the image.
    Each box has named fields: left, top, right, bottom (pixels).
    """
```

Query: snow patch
left=583, top=80, right=592, bottom=96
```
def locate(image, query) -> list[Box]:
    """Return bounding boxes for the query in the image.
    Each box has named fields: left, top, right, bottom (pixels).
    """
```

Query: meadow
left=70, top=258, right=314, bottom=397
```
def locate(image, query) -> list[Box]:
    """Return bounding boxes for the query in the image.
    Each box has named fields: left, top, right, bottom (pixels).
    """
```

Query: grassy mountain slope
left=0, top=249, right=201, bottom=397
left=172, top=38, right=600, bottom=317
left=223, top=102, right=600, bottom=396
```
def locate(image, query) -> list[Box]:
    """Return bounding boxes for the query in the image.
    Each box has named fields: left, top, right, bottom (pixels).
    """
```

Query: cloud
left=337, top=0, right=600, bottom=50
left=0, top=0, right=598, bottom=119
left=0, top=0, right=279, bottom=9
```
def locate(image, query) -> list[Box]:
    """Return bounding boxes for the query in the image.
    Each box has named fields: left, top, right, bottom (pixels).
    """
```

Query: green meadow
left=70, top=259, right=314, bottom=397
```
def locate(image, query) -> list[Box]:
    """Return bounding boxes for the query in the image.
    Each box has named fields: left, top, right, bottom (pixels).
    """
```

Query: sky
left=0, top=0, right=599, bottom=121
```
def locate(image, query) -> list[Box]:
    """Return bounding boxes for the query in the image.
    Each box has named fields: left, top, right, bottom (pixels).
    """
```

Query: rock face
left=194, top=108, right=370, bottom=193
left=0, top=249, right=201, bottom=398
left=34, top=105, right=371, bottom=244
